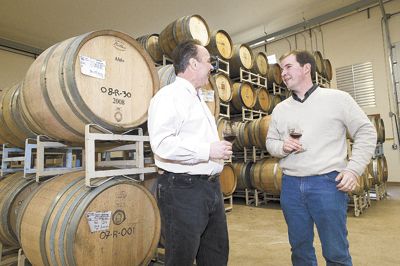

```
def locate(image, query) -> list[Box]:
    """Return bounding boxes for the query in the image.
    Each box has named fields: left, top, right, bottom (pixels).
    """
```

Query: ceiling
left=0, top=0, right=372, bottom=54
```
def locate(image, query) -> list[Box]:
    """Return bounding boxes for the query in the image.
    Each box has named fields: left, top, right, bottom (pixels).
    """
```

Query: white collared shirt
left=148, top=77, right=223, bottom=175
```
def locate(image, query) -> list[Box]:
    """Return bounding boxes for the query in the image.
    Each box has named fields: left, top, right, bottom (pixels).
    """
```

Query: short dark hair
left=172, top=40, right=201, bottom=74
left=279, top=50, right=316, bottom=76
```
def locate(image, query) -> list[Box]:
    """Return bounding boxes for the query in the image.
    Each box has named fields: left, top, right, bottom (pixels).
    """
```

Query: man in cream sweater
left=266, top=50, right=377, bottom=266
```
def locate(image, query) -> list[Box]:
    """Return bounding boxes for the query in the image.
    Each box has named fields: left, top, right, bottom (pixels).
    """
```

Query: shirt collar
left=292, top=84, right=318, bottom=103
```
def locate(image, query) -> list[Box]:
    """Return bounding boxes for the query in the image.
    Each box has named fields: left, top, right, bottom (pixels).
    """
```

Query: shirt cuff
left=344, top=162, right=363, bottom=177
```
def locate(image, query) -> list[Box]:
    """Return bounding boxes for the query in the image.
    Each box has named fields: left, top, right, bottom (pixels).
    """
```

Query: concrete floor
left=227, top=184, right=400, bottom=266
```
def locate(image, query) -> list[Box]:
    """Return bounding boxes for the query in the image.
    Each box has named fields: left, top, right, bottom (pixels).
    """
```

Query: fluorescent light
left=250, top=40, right=265, bottom=47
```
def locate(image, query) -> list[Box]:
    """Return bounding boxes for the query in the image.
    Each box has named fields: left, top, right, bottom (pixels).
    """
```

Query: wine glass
left=288, top=123, right=306, bottom=153
left=223, top=121, right=236, bottom=143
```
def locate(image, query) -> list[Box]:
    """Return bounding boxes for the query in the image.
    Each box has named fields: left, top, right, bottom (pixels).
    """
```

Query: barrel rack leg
left=17, top=248, right=29, bottom=266
left=224, top=195, right=233, bottom=212
left=353, top=195, right=361, bottom=217
left=1, top=144, right=24, bottom=177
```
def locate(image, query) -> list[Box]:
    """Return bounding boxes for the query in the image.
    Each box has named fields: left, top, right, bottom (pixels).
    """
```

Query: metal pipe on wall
left=379, top=0, right=400, bottom=150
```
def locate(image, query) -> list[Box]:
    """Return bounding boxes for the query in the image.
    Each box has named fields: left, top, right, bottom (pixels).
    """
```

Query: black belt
left=158, top=169, right=219, bottom=182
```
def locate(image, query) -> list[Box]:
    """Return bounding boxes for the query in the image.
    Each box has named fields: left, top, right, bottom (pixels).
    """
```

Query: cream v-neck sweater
left=266, top=87, right=377, bottom=177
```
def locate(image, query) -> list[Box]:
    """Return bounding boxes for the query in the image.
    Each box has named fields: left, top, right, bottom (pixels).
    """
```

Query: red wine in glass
left=223, top=121, right=236, bottom=143
left=289, top=132, right=302, bottom=139
left=224, top=135, right=236, bottom=142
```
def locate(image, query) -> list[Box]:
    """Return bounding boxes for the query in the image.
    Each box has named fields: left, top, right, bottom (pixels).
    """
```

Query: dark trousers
left=157, top=172, right=229, bottom=266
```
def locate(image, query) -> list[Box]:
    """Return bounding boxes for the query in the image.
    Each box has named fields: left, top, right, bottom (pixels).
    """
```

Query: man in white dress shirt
left=148, top=40, right=232, bottom=266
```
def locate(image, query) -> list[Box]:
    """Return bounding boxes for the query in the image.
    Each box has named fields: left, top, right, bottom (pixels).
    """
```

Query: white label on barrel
left=79, top=55, right=106, bottom=79
left=86, top=211, right=112, bottom=232
left=199, top=90, right=214, bottom=102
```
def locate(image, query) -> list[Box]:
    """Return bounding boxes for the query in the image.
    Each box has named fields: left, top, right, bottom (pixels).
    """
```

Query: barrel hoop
left=10, top=86, right=34, bottom=137
left=1, top=178, right=35, bottom=243
left=16, top=176, right=48, bottom=243
left=3, top=87, right=23, bottom=140
left=60, top=34, right=93, bottom=128
left=41, top=42, right=84, bottom=138
left=41, top=177, right=84, bottom=266
left=0, top=107, right=15, bottom=145
left=18, top=90, right=42, bottom=135
left=46, top=177, right=85, bottom=266
left=272, top=162, right=279, bottom=192
left=57, top=185, right=90, bottom=266
left=372, top=160, right=378, bottom=184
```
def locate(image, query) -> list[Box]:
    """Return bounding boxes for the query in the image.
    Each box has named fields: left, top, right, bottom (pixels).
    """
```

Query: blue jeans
left=157, top=172, right=229, bottom=266
left=280, top=172, right=352, bottom=266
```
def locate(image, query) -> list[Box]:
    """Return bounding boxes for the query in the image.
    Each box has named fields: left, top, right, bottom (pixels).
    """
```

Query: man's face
left=280, top=54, right=310, bottom=92
left=195, top=45, right=213, bottom=87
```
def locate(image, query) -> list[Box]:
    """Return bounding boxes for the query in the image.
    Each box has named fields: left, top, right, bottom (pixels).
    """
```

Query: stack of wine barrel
left=0, top=30, right=162, bottom=265
left=347, top=114, right=388, bottom=216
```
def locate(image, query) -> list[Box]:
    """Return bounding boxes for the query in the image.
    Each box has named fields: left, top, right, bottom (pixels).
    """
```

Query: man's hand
left=282, top=137, right=303, bottom=154
left=210, top=141, right=233, bottom=160
left=335, top=171, right=359, bottom=192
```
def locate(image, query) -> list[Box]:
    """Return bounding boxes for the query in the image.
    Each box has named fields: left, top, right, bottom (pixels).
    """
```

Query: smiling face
left=280, top=54, right=312, bottom=94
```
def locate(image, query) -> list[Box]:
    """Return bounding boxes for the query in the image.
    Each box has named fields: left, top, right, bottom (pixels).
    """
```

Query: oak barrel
left=159, top=15, right=210, bottom=58
left=247, top=116, right=271, bottom=149
left=157, top=64, right=176, bottom=88
left=136, top=34, right=164, bottom=63
left=17, top=172, right=161, bottom=266
left=322, top=59, right=332, bottom=81
left=0, top=172, right=39, bottom=247
left=0, top=89, right=16, bottom=146
left=213, top=72, right=233, bottom=103
left=0, top=84, right=36, bottom=147
left=0, top=253, right=18, bottom=266
left=377, top=118, right=385, bottom=143
left=232, top=121, right=252, bottom=150
left=21, top=30, right=159, bottom=144
left=250, top=158, right=282, bottom=195
left=350, top=169, right=369, bottom=196
left=232, top=162, right=253, bottom=190
left=220, top=164, right=237, bottom=196
left=251, top=52, right=269, bottom=76
left=267, top=63, right=283, bottom=87
left=230, top=82, right=256, bottom=113
left=380, top=155, right=388, bottom=183
left=229, top=44, right=254, bottom=78
left=313, top=51, right=325, bottom=75
left=206, top=30, right=233, bottom=60
left=253, top=87, right=270, bottom=112
left=268, top=94, right=282, bottom=113
left=368, top=115, right=385, bottom=144
left=368, top=157, right=384, bottom=185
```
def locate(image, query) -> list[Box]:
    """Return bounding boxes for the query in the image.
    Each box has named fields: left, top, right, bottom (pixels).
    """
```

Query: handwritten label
left=86, top=211, right=112, bottom=233
left=80, top=55, right=106, bottom=79
left=199, top=90, right=214, bottom=102
left=99, top=226, right=136, bottom=240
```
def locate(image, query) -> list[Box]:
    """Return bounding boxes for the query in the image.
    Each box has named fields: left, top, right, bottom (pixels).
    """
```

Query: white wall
left=254, top=1, right=400, bottom=182
left=0, top=49, right=34, bottom=89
